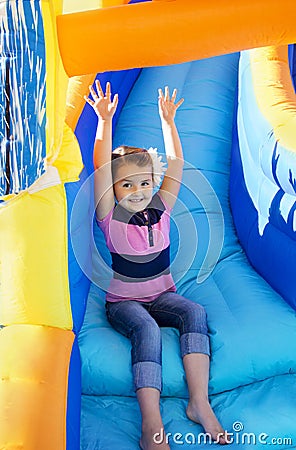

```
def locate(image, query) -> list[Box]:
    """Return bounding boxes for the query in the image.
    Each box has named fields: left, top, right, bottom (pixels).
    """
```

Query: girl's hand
left=158, top=86, right=184, bottom=125
left=84, top=80, right=118, bottom=120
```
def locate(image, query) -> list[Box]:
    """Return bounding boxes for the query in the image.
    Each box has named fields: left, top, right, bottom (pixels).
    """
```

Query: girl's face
left=113, top=163, right=153, bottom=212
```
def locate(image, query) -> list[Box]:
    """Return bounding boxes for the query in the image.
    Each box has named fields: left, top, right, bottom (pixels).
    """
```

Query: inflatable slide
left=1, top=1, right=296, bottom=449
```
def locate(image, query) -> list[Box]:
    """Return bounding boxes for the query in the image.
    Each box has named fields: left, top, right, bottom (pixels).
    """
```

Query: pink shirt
left=97, top=193, right=176, bottom=302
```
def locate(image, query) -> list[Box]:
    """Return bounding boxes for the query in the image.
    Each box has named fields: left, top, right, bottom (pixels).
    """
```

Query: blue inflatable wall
left=231, top=48, right=296, bottom=310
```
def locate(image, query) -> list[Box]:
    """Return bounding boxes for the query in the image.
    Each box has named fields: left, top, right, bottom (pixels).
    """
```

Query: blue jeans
left=105, top=291, right=210, bottom=392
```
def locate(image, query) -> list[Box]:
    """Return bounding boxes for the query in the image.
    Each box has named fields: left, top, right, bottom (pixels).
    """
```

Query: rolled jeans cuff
left=180, top=332, right=210, bottom=358
left=132, top=361, right=162, bottom=392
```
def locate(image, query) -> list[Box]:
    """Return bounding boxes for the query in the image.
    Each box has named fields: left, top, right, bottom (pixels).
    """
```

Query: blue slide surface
left=77, top=53, right=296, bottom=449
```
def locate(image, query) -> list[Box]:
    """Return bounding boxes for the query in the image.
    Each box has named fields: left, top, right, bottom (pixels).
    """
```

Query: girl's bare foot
left=186, top=398, right=229, bottom=445
left=140, top=424, right=170, bottom=449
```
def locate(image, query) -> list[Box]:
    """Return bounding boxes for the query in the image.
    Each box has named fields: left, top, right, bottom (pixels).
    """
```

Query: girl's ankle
left=142, top=420, right=164, bottom=434
left=188, top=394, right=209, bottom=405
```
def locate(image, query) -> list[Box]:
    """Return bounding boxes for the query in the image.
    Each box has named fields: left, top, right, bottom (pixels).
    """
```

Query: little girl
left=85, top=81, right=228, bottom=449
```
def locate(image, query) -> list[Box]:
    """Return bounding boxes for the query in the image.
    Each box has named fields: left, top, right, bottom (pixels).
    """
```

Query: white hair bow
left=147, top=147, right=167, bottom=187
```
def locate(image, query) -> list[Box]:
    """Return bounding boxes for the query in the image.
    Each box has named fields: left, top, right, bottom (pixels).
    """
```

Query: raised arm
left=158, top=86, right=184, bottom=209
left=85, top=81, right=118, bottom=220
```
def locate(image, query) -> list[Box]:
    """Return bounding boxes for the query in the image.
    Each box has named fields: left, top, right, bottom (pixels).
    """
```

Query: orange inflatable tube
left=0, top=325, right=74, bottom=450
left=57, top=0, right=296, bottom=77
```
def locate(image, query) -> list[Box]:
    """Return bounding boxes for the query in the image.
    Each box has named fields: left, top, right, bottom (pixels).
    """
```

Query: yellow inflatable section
left=63, top=0, right=128, bottom=13
left=250, top=45, right=296, bottom=152
left=0, top=0, right=82, bottom=327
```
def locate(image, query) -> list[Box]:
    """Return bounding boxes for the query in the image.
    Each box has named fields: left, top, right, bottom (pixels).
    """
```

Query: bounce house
left=1, top=1, right=296, bottom=449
